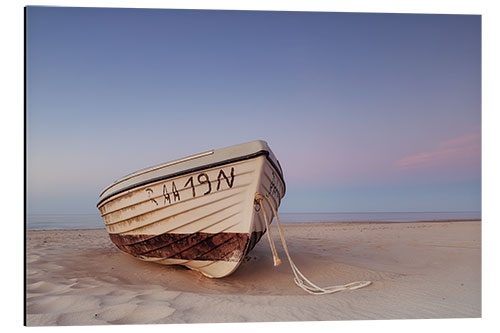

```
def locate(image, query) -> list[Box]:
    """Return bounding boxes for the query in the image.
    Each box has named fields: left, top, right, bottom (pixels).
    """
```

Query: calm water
left=26, top=212, right=481, bottom=230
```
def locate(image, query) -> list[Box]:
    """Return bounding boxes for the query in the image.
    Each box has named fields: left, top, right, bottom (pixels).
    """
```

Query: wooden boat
left=97, top=140, right=286, bottom=278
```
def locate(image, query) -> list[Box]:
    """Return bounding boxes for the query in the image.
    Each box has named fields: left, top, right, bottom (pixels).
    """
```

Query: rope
left=255, top=192, right=372, bottom=295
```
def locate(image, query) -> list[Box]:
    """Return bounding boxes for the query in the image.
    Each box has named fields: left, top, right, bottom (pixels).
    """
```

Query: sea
left=26, top=212, right=481, bottom=231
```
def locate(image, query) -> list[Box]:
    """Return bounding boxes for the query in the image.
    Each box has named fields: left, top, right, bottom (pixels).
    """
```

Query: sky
left=26, top=7, right=481, bottom=214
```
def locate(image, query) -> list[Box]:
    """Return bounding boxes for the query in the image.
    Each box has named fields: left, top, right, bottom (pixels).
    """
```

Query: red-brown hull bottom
left=109, top=231, right=265, bottom=262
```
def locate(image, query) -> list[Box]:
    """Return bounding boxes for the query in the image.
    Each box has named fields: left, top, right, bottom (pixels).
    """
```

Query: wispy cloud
left=438, top=133, right=480, bottom=148
left=396, top=132, right=481, bottom=169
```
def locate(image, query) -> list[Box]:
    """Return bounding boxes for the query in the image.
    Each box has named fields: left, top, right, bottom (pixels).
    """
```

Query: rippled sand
left=25, top=221, right=481, bottom=325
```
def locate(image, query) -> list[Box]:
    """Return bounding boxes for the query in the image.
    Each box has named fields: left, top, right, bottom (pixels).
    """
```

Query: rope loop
left=255, top=192, right=372, bottom=295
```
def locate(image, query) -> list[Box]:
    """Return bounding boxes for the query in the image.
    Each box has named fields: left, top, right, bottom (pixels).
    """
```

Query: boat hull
left=97, top=154, right=284, bottom=278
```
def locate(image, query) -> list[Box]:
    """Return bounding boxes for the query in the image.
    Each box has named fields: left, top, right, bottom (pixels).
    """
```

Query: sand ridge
left=26, top=221, right=481, bottom=325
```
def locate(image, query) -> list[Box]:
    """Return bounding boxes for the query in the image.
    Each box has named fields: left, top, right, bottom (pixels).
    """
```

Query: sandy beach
left=25, top=221, right=481, bottom=326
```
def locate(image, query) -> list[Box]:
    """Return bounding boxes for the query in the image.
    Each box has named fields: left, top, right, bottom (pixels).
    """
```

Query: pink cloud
left=396, top=132, right=481, bottom=169
left=438, top=133, right=481, bottom=148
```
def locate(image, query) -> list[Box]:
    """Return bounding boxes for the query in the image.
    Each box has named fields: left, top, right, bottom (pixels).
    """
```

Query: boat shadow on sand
left=29, top=232, right=375, bottom=297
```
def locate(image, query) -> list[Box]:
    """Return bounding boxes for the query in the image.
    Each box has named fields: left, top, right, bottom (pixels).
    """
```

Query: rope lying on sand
left=255, top=192, right=372, bottom=295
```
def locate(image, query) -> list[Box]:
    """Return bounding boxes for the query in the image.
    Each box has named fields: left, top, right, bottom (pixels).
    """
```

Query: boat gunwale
left=97, top=150, right=285, bottom=208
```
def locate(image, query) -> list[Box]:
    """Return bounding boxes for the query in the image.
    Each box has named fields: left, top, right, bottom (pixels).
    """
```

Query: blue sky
left=26, top=7, right=481, bottom=214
